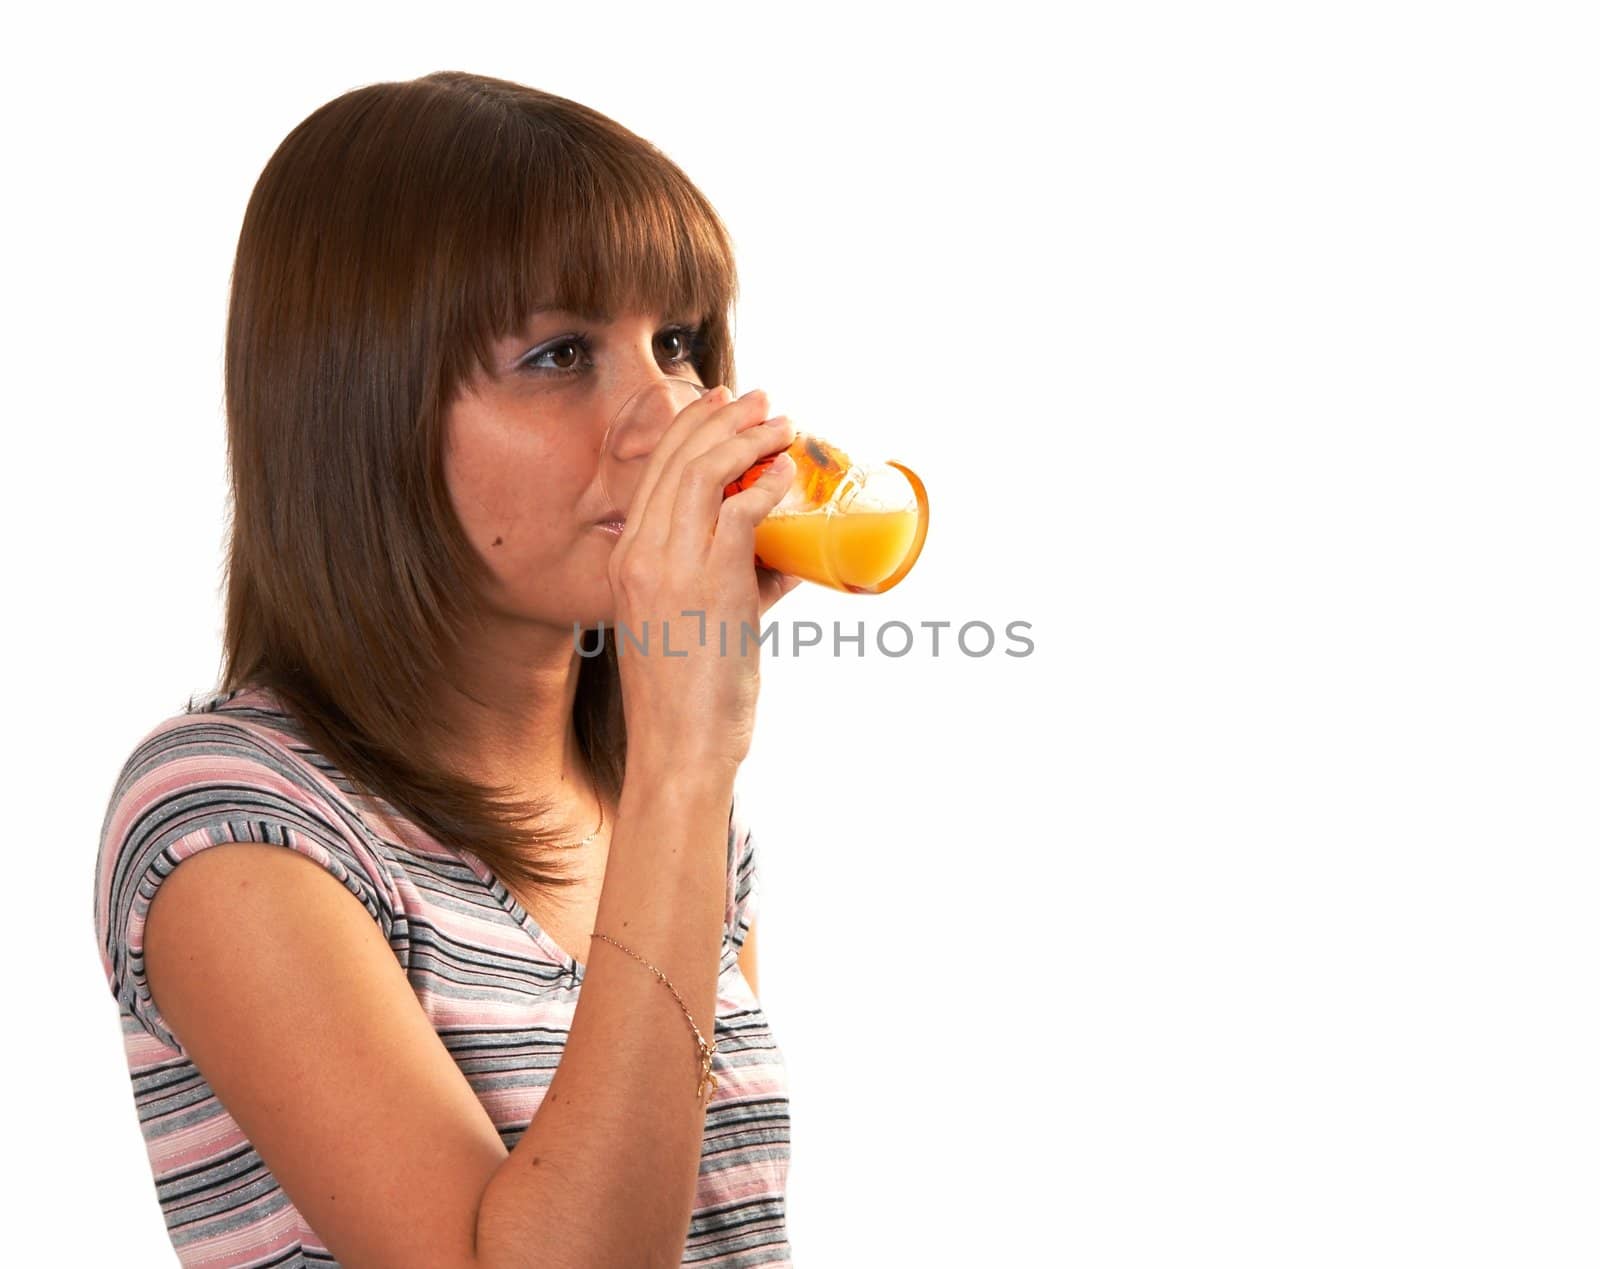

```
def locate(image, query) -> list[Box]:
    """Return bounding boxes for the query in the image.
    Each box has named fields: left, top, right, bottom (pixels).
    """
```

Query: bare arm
left=473, top=759, right=735, bottom=1266
left=142, top=757, right=736, bottom=1269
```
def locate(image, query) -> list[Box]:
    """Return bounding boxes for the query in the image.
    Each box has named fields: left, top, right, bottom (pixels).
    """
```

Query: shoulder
left=101, top=686, right=374, bottom=853
left=94, top=686, right=407, bottom=1051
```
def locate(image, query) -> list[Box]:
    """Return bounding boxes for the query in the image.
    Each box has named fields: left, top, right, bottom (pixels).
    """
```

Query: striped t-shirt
left=92, top=684, right=792, bottom=1266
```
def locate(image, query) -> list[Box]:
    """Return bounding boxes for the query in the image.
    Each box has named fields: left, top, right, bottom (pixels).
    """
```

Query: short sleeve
left=93, top=714, right=403, bottom=1056
left=724, top=787, right=760, bottom=952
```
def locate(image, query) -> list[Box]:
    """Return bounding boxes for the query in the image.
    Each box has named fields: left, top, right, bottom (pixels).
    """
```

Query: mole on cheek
left=492, top=536, right=504, bottom=547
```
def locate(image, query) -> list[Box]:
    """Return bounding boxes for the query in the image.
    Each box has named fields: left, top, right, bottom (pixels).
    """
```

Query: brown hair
left=217, top=71, right=739, bottom=896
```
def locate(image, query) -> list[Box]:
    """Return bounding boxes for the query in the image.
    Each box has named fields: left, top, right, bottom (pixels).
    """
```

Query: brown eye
left=518, top=335, right=593, bottom=377
left=659, top=324, right=706, bottom=368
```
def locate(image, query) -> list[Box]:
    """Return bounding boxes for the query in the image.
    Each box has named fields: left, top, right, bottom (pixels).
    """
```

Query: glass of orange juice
left=600, top=379, right=929, bottom=594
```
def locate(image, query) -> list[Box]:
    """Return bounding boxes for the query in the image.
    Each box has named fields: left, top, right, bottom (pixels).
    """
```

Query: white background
left=5, top=2, right=1596, bottom=1264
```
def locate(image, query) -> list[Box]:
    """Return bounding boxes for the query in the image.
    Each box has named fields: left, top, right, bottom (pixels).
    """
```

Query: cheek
left=445, top=417, right=577, bottom=563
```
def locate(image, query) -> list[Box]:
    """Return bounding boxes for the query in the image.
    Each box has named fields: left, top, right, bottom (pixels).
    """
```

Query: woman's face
left=444, top=307, right=709, bottom=628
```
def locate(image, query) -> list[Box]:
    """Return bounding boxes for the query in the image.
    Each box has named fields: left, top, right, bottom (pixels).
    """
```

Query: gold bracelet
left=589, top=931, right=719, bottom=1102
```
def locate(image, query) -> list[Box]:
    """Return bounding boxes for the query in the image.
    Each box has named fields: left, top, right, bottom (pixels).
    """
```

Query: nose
left=599, top=376, right=711, bottom=511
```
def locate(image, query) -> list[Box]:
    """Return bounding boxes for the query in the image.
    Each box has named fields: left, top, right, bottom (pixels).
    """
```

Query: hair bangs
left=447, top=128, right=736, bottom=395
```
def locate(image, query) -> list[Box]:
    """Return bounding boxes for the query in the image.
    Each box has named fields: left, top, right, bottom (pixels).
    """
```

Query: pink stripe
left=176, top=1205, right=299, bottom=1266
left=96, top=695, right=790, bottom=1265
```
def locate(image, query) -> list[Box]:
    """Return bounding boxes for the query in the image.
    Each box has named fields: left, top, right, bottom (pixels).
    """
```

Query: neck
left=431, top=615, right=595, bottom=805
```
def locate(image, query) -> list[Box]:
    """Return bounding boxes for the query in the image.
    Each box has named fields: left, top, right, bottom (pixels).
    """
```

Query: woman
left=92, top=71, right=800, bottom=1267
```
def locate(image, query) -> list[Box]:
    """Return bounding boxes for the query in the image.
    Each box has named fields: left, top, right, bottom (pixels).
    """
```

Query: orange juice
left=754, top=506, right=923, bottom=593
left=725, top=435, right=929, bottom=594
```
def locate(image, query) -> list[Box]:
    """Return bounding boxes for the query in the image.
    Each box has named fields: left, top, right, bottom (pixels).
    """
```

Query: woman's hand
left=607, top=386, right=799, bottom=772
left=755, top=564, right=804, bottom=618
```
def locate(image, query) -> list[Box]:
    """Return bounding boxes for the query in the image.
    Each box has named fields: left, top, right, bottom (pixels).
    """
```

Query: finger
left=618, top=383, right=729, bottom=551
left=707, top=450, right=797, bottom=567
left=756, top=566, right=804, bottom=617
left=630, top=387, right=774, bottom=557
left=675, top=412, right=800, bottom=566
left=664, top=410, right=796, bottom=568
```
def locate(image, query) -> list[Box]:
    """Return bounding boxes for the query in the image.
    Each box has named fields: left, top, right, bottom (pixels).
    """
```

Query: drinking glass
left=599, top=378, right=929, bottom=595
